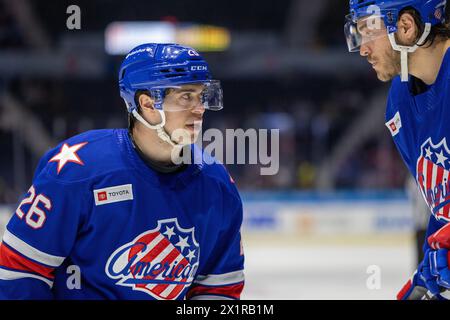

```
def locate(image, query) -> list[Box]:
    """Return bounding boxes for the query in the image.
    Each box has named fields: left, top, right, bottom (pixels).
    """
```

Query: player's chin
left=375, top=70, right=395, bottom=82
left=373, top=63, right=399, bottom=82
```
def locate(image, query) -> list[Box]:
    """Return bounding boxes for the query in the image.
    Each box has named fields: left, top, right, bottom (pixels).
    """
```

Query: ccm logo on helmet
left=191, top=66, right=208, bottom=71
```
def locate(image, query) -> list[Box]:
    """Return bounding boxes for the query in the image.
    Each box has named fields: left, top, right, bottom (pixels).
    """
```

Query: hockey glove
left=426, top=223, right=450, bottom=299
left=397, top=260, right=437, bottom=300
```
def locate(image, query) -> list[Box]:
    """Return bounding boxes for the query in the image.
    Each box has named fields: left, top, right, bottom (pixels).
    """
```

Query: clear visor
left=344, top=13, right=388, bottom=52
left=156, top=80, right=223, bottom=112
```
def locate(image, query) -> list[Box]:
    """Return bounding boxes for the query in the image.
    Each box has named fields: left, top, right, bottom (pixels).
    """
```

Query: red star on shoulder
left=49, top=142, right=88, bottom=174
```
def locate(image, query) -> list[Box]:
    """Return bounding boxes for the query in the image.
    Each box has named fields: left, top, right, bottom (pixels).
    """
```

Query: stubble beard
left=376, top=47, right=401, bottom=82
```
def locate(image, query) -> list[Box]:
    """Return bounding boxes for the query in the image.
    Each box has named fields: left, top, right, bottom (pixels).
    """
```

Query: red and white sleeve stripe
left=0, top=229, right=65, bottom=288
left=187, top=270, right=245, bottom=300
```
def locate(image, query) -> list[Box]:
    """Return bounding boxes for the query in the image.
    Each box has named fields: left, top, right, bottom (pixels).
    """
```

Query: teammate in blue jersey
left=345, top=0, right=450, bottom=299
left=0, top=43, right=245, bottom=300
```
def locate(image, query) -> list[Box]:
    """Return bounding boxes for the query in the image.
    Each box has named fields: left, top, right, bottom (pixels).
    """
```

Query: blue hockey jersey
left=0, top=129, right=245, bottom=300
left=385, top=47, right=450, bottom=247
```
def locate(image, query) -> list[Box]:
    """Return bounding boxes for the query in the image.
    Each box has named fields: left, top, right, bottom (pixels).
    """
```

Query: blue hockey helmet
left=345, top=0, right=447, bottom=81
left=345, top=0, right=447, bottom=52
left=119, top=43, right=223, bottom=113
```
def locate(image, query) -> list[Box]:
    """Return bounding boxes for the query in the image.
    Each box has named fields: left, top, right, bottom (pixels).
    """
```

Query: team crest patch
left=105, top=218, right=200, bottom=300
left=416, top=137, right=450, bottom=222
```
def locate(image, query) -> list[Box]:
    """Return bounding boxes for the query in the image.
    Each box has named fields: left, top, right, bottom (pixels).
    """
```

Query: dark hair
left=400, top=5, right=450, bottom=48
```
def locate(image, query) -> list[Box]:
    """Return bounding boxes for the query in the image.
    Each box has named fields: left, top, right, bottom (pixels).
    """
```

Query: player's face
left=163, top=84, right=206, bottom=144
left=358, top=19, right=401, bottom=82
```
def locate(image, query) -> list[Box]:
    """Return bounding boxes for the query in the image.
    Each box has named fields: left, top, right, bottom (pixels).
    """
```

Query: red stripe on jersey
left=128, top=231, right=160, bottom=259
left=426, top=159, right=433, bottom=202
left=186, top=282, right=244, bottom=300
left=148, top=248, right=187, bottom=298
left=164, top=277, right=187, bottom=300
left=435, top=166, right=444, bottom=206
left=156, top=256, right=190, bottom=300
left=129, top=234, right=170, bottom=278
left=0, top=242, right=54, bottom=279
left=443, top=205, right=450, bottom=220
left=132, top=239, right=184, bottom=299
left=417, top=157, right=424, bottom=186
left=141, top=237, right=172, bottom=263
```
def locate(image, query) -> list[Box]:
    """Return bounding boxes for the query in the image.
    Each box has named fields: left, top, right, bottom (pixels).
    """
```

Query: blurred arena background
left=0, top=0, right=421, bottom=299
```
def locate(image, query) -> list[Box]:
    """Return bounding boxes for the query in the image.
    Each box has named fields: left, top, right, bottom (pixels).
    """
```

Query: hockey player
left=0, top=43, right=245, bottom=300
left=345, top=0, right=450, bottom=299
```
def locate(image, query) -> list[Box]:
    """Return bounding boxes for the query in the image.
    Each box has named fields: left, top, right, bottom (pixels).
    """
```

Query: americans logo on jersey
left=416, top=137, right=450, bottom=222
left=105, top=218, right=200, bottom=299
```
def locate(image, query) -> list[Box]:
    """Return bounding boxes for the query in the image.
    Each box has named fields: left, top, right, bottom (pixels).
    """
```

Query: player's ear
left=138, top=94, right=155, bottom=111
left=397, top=12, right=418, bottom=45
left=138, top=93, right=163, bottom=126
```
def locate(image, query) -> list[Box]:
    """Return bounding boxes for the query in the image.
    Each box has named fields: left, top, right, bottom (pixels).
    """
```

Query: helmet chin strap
left=387, top=23, right=431, bottom=82
left=131, top=109, right=178, bottom=147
